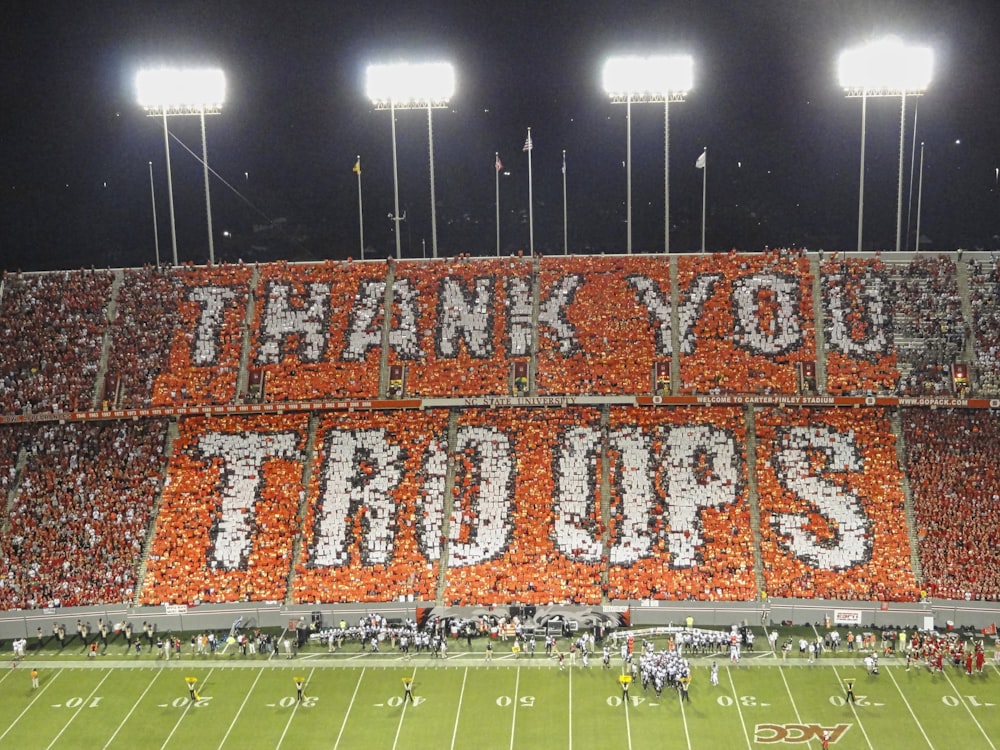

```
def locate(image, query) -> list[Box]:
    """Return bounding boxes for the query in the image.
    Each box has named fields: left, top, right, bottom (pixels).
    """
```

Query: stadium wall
left=0, top=598, right=995, bottom=641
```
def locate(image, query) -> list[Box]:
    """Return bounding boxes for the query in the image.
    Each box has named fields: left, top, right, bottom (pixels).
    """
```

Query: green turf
left=1, top=635, right=998, bottom=749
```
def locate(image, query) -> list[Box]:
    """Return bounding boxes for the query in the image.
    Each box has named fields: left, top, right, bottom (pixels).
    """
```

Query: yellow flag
left=353, top=158, right=361, bottom=175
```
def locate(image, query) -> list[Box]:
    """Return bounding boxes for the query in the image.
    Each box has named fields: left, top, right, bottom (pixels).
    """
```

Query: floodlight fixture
left=602, top=55, right=693, bottom=102
left=838, top=38, right=933, bottom=252
left=366, top=61, right=455, bottom=259
left=137, top=67, right=226, bottom=265
left=137, top=67, right=226, bottom=114
left=838, top=37, right=933, bottom=96
left=603, top=54, right=694, bottom=254
left=366, top=62, right=454, bottom=108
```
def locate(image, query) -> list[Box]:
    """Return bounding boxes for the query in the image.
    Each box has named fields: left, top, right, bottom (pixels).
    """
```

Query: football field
left=1, top=647, right=998, bottom=749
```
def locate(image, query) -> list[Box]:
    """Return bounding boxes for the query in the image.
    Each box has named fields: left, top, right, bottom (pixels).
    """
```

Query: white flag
left=695, top=151, right=706, bottom=169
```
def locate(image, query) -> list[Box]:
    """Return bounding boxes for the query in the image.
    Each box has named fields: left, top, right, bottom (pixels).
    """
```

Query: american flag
left=523, top=134, right=533, bottom=152
left=495, top=154, right=503, bottom=172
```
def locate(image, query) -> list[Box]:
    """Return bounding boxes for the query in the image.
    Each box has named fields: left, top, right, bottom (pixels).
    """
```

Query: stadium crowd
left=968, top=256, right=1000, bottom=395
left=906, top=409, right=1000, bottom=601
left=0, top=270, right=112, bottom=413
left=0, top=421, right=167, bottom=609
left=0, top=254, right=997, bottom=614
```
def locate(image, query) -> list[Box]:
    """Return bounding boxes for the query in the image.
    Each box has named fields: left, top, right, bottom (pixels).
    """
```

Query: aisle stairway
left=891, top=408, right=923, bottom=583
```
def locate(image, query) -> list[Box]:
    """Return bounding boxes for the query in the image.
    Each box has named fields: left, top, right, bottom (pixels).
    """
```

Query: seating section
left=0, top=253, right=991, bottom=406
left=1, top=404, right=993, bottom=607
left=883, top=256, right=965, bottom=396
left=251, top=261, right=382, bottom=401
left=0, top=421, right=167, bottom=609
left=677, top=250, right=816, bottom=394
left=441, top=407, right=605, bottom=605
left=150, top=265, right=251, bottom=406
left=388, top=258, right=532, bottom=396
left=605, top=406, right=756, bottom=601
left=3, top=254, right=1000, bottom=611
left=0, top=270, right=113, bottom=413
left=821, top=255, right=899, bottom=395
left=292, top=409, right=448, bottom=603
left=105, top=267, right=185, bottom=407
left=905, top=409, right=1000, bottom=601
left=967, top=258, right=1000, bottom=395
left=756, top=407, right=919, bottom=601
left=535, top=256, right=671, bottom=395
left=140, top=414, right=308, bottom=605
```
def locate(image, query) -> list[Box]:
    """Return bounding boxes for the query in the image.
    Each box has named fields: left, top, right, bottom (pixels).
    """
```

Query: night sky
left=2, top=0, right=999, bottom=271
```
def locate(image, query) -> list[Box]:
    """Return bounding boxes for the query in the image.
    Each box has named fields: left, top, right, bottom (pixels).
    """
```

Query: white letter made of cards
left=771, top=426, right=872, bottom=570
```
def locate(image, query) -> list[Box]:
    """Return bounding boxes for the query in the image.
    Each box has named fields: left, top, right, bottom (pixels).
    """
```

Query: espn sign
left=833, top=609, right=863, bottom=625
left=755, top=723, right=850, bottom=744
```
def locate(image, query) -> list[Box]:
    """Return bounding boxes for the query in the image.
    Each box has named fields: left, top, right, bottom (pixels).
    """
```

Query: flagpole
left=390, top=99, right=402, bottom=260
left=905, top=98, right=919, bottom=251
left=664, top=101, right=670, bottom=254
left=355, top=155, right=365, bottom=260
left=700, top=148, right=707, bottom=253
left=148, top=161, right=160, bottom=269
left=626, top=94, right=632, bottom=255
left=526, top=127, right=534, bottom=256
left=495, top=152, right=501, bottom=256
left=427, top=102, right=439, bottom=258
left=915, top=141, right=925, bottom=251
left=562, top=149, right=568, bottom=255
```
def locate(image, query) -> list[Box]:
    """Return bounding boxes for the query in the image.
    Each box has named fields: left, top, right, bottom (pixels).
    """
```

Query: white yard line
left=508, top=666, right=521, bottom=750
left=0, top=669, right=61, bottom=743
left=391, top=666, right=418, bottom=750
left=160, top=667, right=214, bottom=750
left=102, top=668, right=164, bottom=749
left=883, top=666, right=935, bottom=749
left=449, top=668, right=469, bottom=750
left=217, top=667, right=265, bottom=749
left=623, top=681, right=633, bottom=750
left=725, top=666, right=754, bottom=750
left=275, top=666, right=315, bottom=750
left=809, top=624, right=873, bottom=750
left=776, top=661, right=821, bottom=748
left=46, top=670, right=113, bottom=750
left=333, top=666, right=366, bottom=750
left=940, top=666, right=998, bottom=750
left=677, top=686, right=692, bottom=750
left=567, top=665, right=572, bottom=750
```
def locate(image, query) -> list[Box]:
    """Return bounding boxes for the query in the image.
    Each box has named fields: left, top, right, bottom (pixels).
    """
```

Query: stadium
left=1, top=249, right=999, bottom=748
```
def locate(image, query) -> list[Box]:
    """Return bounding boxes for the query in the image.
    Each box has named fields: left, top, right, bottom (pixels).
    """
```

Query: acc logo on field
left=755, top=723, right=850, bottom=744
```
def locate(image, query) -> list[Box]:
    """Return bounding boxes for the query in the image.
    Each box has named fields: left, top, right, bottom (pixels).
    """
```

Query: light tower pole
left=367, top=62, right=455, bottom=259
left=603, top=54, right=693, bottom=254
left=137, top=67, right=226, bottom=265
left=838, top=38, right=933, bottom=252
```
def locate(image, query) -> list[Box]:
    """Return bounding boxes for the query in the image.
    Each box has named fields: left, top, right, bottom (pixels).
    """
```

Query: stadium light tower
left=366, top=62, right=455, bottom=259
left=137, top=67, right=226, bottom=266
left=603, top=54, right=693, bottom=255
left=838, top=37, right=932, bottom=252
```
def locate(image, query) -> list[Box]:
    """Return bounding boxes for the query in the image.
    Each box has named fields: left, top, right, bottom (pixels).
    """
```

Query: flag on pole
left=695, top=151, right=706, bottom=169
left=496, top=154, right=503, bottom=172
left=353, top=158, right=361, bottom=175
left=523, top=133, right=533, bottom=152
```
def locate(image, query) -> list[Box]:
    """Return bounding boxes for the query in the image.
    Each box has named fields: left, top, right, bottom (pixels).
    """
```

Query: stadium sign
left=833, top=609, right=863, bottom=625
